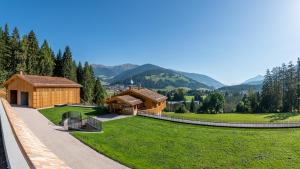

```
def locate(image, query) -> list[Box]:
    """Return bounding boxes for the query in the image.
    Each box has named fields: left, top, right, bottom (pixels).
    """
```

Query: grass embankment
left=162, top=112, right=300, bottom=123
left=39, top=106, right=107, bottom=125
left=72, top=116, right=300, bottom=169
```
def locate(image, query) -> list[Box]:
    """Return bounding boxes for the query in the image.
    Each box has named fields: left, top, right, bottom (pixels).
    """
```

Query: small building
left=3, top=72, right=81, bottom=108
left=107, top=87, right=167, bottom=115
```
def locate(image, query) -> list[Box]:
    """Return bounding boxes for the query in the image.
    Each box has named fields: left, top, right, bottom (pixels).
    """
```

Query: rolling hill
left=109, top=64, right=211, bottom=90
left=218, top=84, right=263, bottom=93
left=178, top=72, right=224, bottom=89
left=243, top=75, right=264, bottom=85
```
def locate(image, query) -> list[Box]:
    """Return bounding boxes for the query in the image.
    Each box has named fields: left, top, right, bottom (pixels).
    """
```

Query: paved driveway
left=13, top=107, right=129, bottom=169
left=95, top=114, right=132, bottom=122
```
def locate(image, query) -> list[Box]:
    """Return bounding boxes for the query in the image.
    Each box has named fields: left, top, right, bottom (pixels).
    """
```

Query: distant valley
left=92, top=63, right=264, bottom=91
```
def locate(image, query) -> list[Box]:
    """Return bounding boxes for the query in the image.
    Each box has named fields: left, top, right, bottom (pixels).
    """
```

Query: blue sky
left=1, top=0, right=300, bottom=84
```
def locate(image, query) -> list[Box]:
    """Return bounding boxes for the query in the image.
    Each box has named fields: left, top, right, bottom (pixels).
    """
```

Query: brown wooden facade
left=107, top=87, right=167, bottom=115
left=3, top=73, right=81, bottom=109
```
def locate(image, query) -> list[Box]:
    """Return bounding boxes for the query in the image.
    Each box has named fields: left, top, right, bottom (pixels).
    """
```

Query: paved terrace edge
left=1, top=98, right=71, bottom=169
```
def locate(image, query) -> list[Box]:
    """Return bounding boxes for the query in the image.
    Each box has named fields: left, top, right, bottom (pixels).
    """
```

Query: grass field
left=184, top=95, right=194, bottom=101
left=39, top=106, right=107, bottom=125
left=162, top=112, right=300, bottom=123
left=72, top=116, right=300, bottom=169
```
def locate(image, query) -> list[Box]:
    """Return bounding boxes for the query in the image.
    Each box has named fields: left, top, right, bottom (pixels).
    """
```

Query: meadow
left=162, top=112, right=300, bottom=123
left=72, top=116, right=300, bottom=169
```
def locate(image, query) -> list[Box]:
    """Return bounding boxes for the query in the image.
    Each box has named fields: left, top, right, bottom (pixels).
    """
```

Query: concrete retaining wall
left=0, top=99, right=30, bottom=169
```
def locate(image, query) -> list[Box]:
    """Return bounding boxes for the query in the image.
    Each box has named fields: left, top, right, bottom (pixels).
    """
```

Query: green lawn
left=162, top=112, right=300, bottom=123
left=72, top=116, right=300, bottom=169
left=184, top=95, right=194, bottom=101
left=39, top=106, right=107, bottom=125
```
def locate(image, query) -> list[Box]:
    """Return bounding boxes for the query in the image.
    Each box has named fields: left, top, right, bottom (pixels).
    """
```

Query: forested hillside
left=110, top=64, right=210, bottom=90
left=218, top=84, right=262, bottom=93
left=0, top=24, right=106, bottom=105
left=92, top=63, right=138, bottom=79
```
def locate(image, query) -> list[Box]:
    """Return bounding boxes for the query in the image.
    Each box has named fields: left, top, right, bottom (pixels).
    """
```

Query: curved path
left=13, top=107, right=129, bottom=169
left=138, top=113, right=300, bottom=128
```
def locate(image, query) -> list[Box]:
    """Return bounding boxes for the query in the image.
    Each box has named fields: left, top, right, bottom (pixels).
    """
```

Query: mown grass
left=162, top=112, right=300, bottom=123
left=72, top=116, right=300, bottom=169
left=39, top=106, right=107, bottom=125
left=184, top=95, right=194, bottom=101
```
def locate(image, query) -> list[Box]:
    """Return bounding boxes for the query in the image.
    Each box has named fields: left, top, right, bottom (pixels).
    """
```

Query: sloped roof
left=129, top=88, right=167, bottom=102
left=4, top=74, right=81, bottom=88
left=110, top=95, right=143, bottom=106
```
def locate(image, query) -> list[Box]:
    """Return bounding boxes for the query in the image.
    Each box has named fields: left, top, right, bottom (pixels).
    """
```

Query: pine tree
left=16, top=35, right=28, bottom=72
left=1, top=24, right=12, bottom=80
left=53, top=50, right=63, bottom=77
left=189, top=98, right=197, bottom=113
left=0, top=27, right=8, bottom=83
left=77, top=62, right=84, bottom=84
left=297, top=58, right=300, bottom=112
left=82, top=62, right=95, bottom=103
left=62, top=46, right=77, bottom=81
left=93, top=78, right=107, bottom=105
left=26, top=30, right=39, bottom=74
left=284, top=62, right=297, bottom=112
left=261, top=69, right=273, bottom=112
left=9, top=27, right=22, bottom=75
left=72, top=60, right=77, bottom=82
left=38, top=40, right=55, bottom=75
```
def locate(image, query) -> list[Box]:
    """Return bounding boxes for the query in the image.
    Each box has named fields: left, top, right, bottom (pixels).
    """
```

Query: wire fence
left=137, top=111, right=300, bottom=128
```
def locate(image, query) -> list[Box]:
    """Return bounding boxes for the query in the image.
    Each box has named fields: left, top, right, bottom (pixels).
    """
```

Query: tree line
left=160, top=89, right=225, bottom=114
left=0, top=24, right=106, bottom=105
left=235, top=59, right=300, bottom=113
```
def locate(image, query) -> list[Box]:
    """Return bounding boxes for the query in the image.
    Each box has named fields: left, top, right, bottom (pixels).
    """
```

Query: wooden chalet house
left=107, top=86, right=167, bottom=115
left=3, top=72, right=81, bottom=108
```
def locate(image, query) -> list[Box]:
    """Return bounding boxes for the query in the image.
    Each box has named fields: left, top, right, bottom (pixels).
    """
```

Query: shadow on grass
left=84, top=107, right=109, bottom=116
left=264, top=113, right=300, bottom=122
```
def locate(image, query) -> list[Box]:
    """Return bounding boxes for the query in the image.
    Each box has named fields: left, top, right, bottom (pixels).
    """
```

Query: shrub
left=175, top=104, right=189, bottom=113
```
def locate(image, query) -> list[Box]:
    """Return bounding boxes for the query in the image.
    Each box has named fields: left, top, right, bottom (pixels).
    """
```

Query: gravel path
left=0, top=125, right=7, bottom=169
left=138, top=113, right=300, bottom=128
left=13, top=107, right=129, bottom=169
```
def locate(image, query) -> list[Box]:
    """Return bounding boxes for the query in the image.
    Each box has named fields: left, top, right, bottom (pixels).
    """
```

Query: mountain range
left=242, top=75, right=264, bottom=85
left=92, top=63, right=264, bottom=91
left=92, top=63, right=225, bottom=89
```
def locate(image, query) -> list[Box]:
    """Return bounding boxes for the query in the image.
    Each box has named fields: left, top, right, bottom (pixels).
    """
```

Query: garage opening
left=21, top=92, right=29, bottom=106
left=10, top=90, right=17, bottom=104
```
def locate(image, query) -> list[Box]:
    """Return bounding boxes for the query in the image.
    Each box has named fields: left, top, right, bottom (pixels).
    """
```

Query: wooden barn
left=107, top=87, right=167, bottom=115
left=3, top=72, right=81, bottom=108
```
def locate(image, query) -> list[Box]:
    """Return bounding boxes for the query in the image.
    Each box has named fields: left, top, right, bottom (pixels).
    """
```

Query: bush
left=175, top=104, right=189, bottom=113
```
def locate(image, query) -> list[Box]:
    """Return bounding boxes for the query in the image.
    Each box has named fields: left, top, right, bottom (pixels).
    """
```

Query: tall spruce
left=16, top=35, right=28, bottom=72
left=77, top=62, right=84, bottom=84
left=1, top=24, right=12, bottom=81
left=93, top=78, right=107, bottom=105
left=38, top=40, right=55, bottom=75
left=62, top=46, right=76, bottom=81
left=261, top=69, right=273, bottom=112
left=297, top=58, right=300, bottom=112
left=189, top=98, right=197, bottom=113
left=53, top=50, right=63, bottom=77
left=26, top=30, right=39, bottom=74
left=82, top=62, right=95, bottom=103
left=10, top=27, right=22, bottom=75
left=0, top=27, right=8, bottom=83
